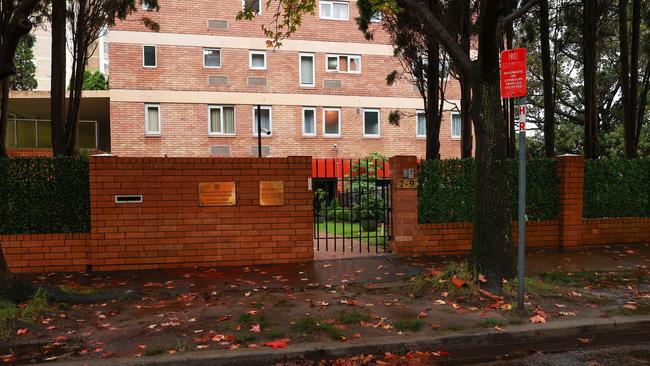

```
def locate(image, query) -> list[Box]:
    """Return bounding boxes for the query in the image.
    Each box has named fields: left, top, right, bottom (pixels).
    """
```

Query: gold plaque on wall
left=198, top=182, right=236, bottom=206
left=259, top=181, right=284, bottom=206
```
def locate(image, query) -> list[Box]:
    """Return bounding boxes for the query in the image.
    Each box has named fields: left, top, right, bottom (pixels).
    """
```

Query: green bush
left=0, top=157, right=90, bottom=234
left=418, top=158, right=559, bottom=223
left=583, top=159, right=650, bottom=218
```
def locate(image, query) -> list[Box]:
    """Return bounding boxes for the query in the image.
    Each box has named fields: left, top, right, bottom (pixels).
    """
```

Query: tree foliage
left=11, top=34, right=37, bottom=91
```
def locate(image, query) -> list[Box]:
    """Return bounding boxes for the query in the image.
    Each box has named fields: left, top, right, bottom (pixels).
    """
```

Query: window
left=326, top=54, right=361, bottom=73
left=145, top=104, right=161, bottom=135
left=363, top=109, right=380, bottom=137
left=451, top=112, right=461, bottom=139
left=302, top=107, right=316, bottom=136
left=415, top=56, right=449, bottom=80
left=204, top=48, right=221, bottom=68
left=252, top=106, right=272, bottom=135
left=143, top=45, right=156, bottom=67
left=416, top=110, right=426, bottom=137
left=319, top=1, right=349, bottom=20
left=242, top=0, right=261, bottom=14
left=142, top=0, right=155, bottom=11
left=299, top=53, right=315, bottom=87
left=323, top=108, right=341, bottom=136
left=370, top=11, right=382, bottom=23
left=249, top=50, right=266, bottom=70
left=209, top=106, right=236, bottom=135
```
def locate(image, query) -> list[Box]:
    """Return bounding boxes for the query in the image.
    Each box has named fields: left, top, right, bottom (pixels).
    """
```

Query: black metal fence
left=312, top=158, right=392, bottom=254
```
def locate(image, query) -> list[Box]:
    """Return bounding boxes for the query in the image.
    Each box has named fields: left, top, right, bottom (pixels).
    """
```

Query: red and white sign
left=500, top=48, right=527, bottom=98
left=518, top=105, right=526, bottom=131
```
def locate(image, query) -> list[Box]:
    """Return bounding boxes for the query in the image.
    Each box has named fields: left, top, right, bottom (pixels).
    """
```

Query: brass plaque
left=198, top=182, right=236, bottom=206
left=260, top=181, right=284, bottom=206
left=397, top=179, right=417, bottom=189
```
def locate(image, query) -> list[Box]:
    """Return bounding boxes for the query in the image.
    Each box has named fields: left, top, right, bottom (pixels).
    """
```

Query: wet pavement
left=23, top=243, right=650, bottom=296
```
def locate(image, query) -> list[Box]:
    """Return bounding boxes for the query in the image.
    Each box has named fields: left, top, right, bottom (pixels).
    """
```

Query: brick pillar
left=389, top=155, right=420, bottom=255
left=556, top=155, right=585, bottom=249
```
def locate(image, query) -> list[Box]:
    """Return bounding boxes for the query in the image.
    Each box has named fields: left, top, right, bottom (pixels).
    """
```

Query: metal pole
left=257, top=105, right=262, bottom=158
left=517, top=96, right=526, bottom=310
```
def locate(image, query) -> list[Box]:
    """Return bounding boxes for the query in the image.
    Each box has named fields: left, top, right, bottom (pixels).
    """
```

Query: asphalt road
left=475, top=343, right=650, bottom=366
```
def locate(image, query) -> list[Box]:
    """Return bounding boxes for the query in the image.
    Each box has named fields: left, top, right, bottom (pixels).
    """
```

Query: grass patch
left=393, top=319, right=425, bottom=332
left=58, top=284, right=97, bottom=296
left=504, top=277, right=561, bottom=298
left=477, top=318, right=504, bottom=328
left=21, top=288, right=55, bottom=322
left=144, top=347, right=164, bottom=356
left=234, top=332, right=259, bottom=344
left=316, top=222, right=386, bottom=245
left=410, top=262, right=479, bottom=297
left=294, top=316, right=344, bottom=340
left=264, top=329, right=286, bottom=339
left=336, top=309, right=371, bottom=325
left=0, top=301, right=17, bottom=340
left=236, top=313, right=268, bottom=328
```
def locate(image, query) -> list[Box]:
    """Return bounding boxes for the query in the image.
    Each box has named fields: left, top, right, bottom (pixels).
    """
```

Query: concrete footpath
left=46, top=316, right=650, bottom=366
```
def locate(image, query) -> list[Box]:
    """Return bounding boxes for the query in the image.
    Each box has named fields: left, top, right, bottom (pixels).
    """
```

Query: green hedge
left=0, top=157, right=90, bottom=234
left=418, top=158, right=560, bottom=223
left=583, top=159, right=650, bottom=218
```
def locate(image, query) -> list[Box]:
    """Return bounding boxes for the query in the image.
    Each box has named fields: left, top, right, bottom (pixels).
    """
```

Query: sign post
left=500, top=48, right=527, bottom=311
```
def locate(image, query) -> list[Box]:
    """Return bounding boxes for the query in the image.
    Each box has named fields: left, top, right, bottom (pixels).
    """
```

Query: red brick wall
left=0, top=234, right=89, bottom=273
left=389, top=155, right=645, bottom=256
left=7, top=148, right=54, bottom=157
left=1, top=156, right=313, bottom=273
left=110, top=103, right=462, bottom=159
left=88, top=156, right=313, bottom=271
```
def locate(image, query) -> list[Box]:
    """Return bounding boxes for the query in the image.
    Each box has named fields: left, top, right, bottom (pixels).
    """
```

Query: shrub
left=0, top=157, right=90, bottom=234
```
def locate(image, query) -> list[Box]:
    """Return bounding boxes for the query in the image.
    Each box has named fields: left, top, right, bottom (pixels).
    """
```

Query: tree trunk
left=425, top=0, right=441, bottom=160
left=583, top=0, right=601, bottom=159
left=459, top=0, right=472, bottom=158
left=619, top=0, right=633, bottom=158
left=540, top=0, right=555, bottom=157
left=51, top=0, right=67, bottom=156
left=469, top=0, right=516, bottom=287
left=0, top=78, right=8, bottom=158
left=630, top=0, right=641, bottom=151
left=0, top=243, right=15, bottom=294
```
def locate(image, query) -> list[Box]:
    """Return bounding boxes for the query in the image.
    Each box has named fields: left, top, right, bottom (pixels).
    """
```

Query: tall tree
left=583, top=0, right=610, bottom=159
left=458, top=0, right=472, bottom=158
left=357, top=0, right=446, bottom=160
left=0, top=0, right=46, bottom=158
left=619, top=0, right=642, bottom=158
left=11, top=34, right=37, bottom=90
left=51, top=0, right=159, bottom=156
left=50, top=0, right=67, bottom=156
left=540, top=0, right=555, bottom=157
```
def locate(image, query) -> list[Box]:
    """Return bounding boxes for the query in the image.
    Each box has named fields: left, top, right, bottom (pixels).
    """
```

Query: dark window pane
left=144, top=46, right=156, bottom=66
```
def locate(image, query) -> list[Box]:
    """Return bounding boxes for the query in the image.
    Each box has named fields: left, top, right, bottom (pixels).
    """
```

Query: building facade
left=107, top=0, right=464, bottom=159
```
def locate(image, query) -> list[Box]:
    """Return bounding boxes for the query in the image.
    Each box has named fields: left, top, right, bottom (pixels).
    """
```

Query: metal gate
left=312, top=158, right=392, bottom=254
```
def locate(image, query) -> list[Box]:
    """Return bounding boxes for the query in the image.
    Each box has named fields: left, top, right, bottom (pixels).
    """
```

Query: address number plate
left=397, top=179, right=417, bottom=189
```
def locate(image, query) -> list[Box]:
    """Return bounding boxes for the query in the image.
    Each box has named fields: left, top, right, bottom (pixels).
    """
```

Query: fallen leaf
left=623, top=303, right=638, bottom=310
left=577, top=337, right=593, bottom=344
left=478, top=274, right=488, bottom=283
left=417, top=311, right=427, bottom=319
left=434, top=300, right=446, bottom=305
left=451, top=276, right=466, bottom=289
left=249, top=324, right=261, bottom=333
left=494, top=326, right=504, bottom=332
left=263, top=339, right=289, bottom=349
left=16, top=328, right=29, bottom=336
left=530, top=315, right=546, bottom=324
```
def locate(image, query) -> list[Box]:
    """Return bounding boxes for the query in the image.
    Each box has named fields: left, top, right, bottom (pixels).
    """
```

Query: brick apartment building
left=7, top=0, right=466, bottom=159
left=106, top=0, right=465, bottom=159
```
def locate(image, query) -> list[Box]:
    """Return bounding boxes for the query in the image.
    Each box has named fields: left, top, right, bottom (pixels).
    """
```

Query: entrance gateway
left=311, top=158, right=392, bottom=256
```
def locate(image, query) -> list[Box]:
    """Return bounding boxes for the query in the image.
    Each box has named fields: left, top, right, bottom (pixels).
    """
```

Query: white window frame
left=325, top=54, right=361, bottom=74
left=416, top=110, right=426, bottom=138
left=142, top=0, right=154, bottom=11
left=144, top=104, right=161, bottom=136
left=362, top=109, right=380, bottom=138
left=249, top=50, right=267, bottom=70
left=208, top=105, right=236, bottom=136
left=142, top=45, right=157, bottom=68
left=319, top=1, right=349, bottom=21
left=322, top=108, right=341, bottom=137
left=299, top=53, right=315, bottom=87
left=203, top=48, right=221, bottom=68
left=451, top=111, right=462, bottom=139
left=242, top=0, right=262, bottom=14
left=302, top=107, right=317, bottom=137
left=252, top=106, right=273, bottom=136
